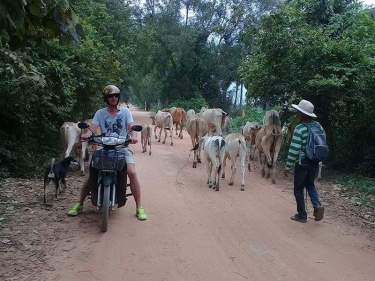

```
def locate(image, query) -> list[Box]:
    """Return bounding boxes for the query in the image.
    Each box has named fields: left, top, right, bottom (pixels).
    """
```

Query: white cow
left=201, top=135, right=226, bottom=191
left=199, top=107, right=228, bottom=136
left=60, top=122, right=88, bottom=176
left=241, top=121, right=261, bottom=171
left=186, top=109, right=196, bottom=121
left=150, top=110, right=174, bottom=146
left=222, top=133, right=247, bottom=191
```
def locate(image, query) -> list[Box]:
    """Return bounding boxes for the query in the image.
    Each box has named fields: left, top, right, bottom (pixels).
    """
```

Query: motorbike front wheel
left=101, top=184, right=110, bottom=232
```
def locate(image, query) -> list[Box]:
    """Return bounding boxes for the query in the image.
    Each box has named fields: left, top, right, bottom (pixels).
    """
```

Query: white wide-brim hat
left=292, top=99, right=317, bottom=118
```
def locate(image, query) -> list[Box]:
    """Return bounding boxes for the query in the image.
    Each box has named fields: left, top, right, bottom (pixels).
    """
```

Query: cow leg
left=222, top=154, right=227, bottom=179
left=169, top=128, right=173, bottom=146
left=158, top=127, right=162, bottom=143
left=229, top=156, right=236, bottom=185
left=179, top=123, right=183, bottom=139
left=240, top=153, right=246, bottom=191
left=206, top=160, right=213, bottom=188
left=148, top=137, right=152, bottom=155
left=197, top=140, right=203, bottom=163
left=247, top=143, right=252, bottom=171
left=162, top=128, right=167, bottom=144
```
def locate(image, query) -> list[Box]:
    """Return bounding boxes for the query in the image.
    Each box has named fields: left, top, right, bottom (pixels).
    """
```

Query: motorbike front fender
left=102, top=172, right=114, bottom=186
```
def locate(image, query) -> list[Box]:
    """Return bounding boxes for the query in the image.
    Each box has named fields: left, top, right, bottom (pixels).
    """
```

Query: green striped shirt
left=285, top=123, right=309, bottom=169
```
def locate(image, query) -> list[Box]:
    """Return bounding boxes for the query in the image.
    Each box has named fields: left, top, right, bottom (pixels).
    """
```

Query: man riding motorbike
left=68, top=85, right=147, bottom=220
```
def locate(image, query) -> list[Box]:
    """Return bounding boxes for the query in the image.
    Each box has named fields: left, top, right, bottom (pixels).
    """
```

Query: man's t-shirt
left=92, top=107, right=133, bottom=136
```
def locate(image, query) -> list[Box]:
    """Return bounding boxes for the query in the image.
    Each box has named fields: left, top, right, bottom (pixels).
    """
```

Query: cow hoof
left=241, top=185, right=245, bottom=191
left=221, top=175, right=225, bottom=178
left=193, top=163, right=197, bottom=168
left=170, top=143, right=173, bottom=146
left=229, top=182, right=233, bottom=186
left=158, top=140, right=161, bottom=142
left=272, top=180, right=276, bottom=184
left=215, top=187, right=219, bottom=191
left=149, top=152, right=151, bottom=155
left=142, top=151, right=145, bottom=153
left=198, top=159, right=201, bottom=163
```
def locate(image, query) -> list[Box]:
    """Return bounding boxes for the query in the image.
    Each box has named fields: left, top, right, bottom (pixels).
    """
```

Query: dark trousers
left=293, top=162, right=321, bottom=219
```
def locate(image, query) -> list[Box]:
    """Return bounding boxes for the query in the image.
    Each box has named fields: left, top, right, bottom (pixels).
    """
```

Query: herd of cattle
left=58, top=104, right=321, bottom=194
left=146, top=107, right=292, bottom=191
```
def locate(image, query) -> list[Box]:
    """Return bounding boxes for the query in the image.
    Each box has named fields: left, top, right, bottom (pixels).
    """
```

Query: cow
left=150, top=110, right=174, bottom=146
left=162, top=107, right=186, bottom=139
left=141, top=124, right=152, bottom=155
left=222, top=133, right=247, bottom=191
left=186, top=109, right=195, bottom=121
left=200, top=135, right=226, bottom=191
left=241, top=121, right=261, bottom=171
left=187, top=114, right=208, bottom=168
left=199, top=107, right=228, bottom=136
left=255, top=110, right=283, bottom=184
left=60, top=122, right=89, bottom=176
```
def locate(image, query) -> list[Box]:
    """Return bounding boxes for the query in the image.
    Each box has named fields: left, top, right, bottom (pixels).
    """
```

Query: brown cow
left=255, top=110, right=283, bottom=184
left=162, top=107, right=186, bottom=139
left=187, top=114, right=208, bottom=168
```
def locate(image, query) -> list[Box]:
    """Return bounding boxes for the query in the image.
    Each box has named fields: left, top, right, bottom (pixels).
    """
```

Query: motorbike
left=78, top=122, right=143, bottom=232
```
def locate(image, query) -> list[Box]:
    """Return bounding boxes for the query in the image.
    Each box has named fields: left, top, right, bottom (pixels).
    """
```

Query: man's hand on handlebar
left=130, top=137, right=138, bottom=144
left=81, top=131, right=92, bottom=140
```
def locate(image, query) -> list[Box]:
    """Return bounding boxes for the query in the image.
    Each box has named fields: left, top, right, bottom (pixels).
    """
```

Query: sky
left=362, top=0, right=375, bottom=5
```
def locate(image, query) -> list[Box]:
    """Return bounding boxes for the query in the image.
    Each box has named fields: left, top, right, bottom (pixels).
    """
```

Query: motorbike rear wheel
left=102, top=184, right=110, bottom=232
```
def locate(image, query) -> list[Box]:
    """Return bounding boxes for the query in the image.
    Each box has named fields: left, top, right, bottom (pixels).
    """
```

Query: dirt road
left=2, top=105, right=375, bottom=281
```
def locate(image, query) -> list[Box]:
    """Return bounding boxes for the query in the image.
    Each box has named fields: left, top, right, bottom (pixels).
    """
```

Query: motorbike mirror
left=77, top=122, right=90, bottom=129
left=131, top=125, right=143, bottom=132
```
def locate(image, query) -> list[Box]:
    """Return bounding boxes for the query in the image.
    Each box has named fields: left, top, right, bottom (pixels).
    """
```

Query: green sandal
left=136, top=206, right=147, bottom=220
left=68, top=203, right=83, bottom=216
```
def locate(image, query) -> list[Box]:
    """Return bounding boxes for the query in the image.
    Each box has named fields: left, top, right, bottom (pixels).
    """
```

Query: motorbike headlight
left=116, top=138, right=126, bottom=145
left=93, top=137, right=103, bottom=144
left=102, top=136, right=118, bottom=145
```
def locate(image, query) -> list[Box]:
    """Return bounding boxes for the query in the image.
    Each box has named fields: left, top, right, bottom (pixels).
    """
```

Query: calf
left=141, top=124, right=152, bottom=155
left=43, top=156, right=77, bottom=204
left=222, top=133, right=247, bottom=191
left=201, top=136, right=226, bottom=191
left=241, top=121, right=261, bottom=171
left=187, top=114, right=208, bottom=168
left=150, top=110, right=174, bottom=146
